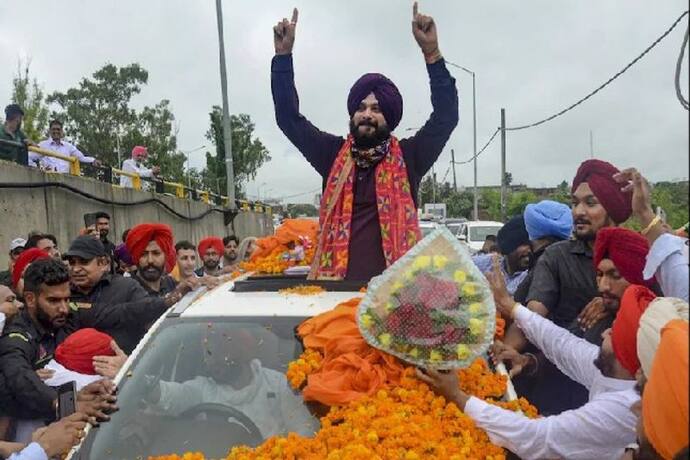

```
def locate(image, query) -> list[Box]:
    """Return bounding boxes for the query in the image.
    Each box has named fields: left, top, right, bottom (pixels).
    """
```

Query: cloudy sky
left=1, top=1, right=687, bottom=203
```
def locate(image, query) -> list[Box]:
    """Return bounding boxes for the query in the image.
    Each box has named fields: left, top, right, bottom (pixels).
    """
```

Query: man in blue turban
left=271, top=3, right=458, bottom=282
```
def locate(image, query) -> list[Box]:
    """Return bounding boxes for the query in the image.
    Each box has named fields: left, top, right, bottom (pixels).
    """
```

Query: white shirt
left=119, top=158, right=154, bottom=189
left=0, top=312, right=5, bottom=335
left=7, top=443, right=48, bottom=460
left=463, top=305, right=638, bottom=460
left=14, top=360, right=103, bottom=444
left=157, top=359, right=318, bottom=439
left=33, top=139, right=96, bottom=173
left=643, top=233, right=689, bottom=301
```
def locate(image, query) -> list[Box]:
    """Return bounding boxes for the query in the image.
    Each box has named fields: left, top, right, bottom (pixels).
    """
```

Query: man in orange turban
left=126, top=223, right=178, bottom=297
left=633, top=319, right=689, bottom=460
left=196, top=237, right=224, bottom=277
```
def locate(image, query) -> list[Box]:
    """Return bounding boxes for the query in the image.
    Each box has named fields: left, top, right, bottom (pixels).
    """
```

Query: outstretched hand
left=412, top=2, right=440, bottom=61
left=612, top=168, right=654, bottom=226
left=274, top=8, right=298, bottom=55
left=486, top=255, right=516, bottom=318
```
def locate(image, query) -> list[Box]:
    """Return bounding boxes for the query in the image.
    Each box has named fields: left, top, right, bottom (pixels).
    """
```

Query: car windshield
left=445, top=223, right=462, bottom=235
left=78, top=316, right=318, bottom=459
left=469, top=226, right=502, bottom=241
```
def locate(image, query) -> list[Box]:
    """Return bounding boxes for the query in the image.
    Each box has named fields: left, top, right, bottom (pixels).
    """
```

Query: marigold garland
left=279, top=285, right=326, bottom=296
left=286, top=349, right=323, bottom=389
left=149, top=361, right=538, bottom=460
left=494, top=315, right=505, bottom=340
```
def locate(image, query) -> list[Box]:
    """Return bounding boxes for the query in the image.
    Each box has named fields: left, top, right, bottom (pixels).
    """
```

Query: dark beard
left=204, top=260, right=219, bottom=271
left=593, top=349, right=616, bottom=377
left=140, top=264, right=163, bottom=282
left=349, top=119, right=390, bottom=149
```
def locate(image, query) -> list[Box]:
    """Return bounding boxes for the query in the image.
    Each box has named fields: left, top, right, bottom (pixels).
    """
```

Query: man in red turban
left=12, top=247, right=50, bottom=294
left=420, top=256, right=643, bottom=460
left=196, top=237, right=224, bottom=277
left=271, top=3, right=458, bottom=282
left=55, top=328, right=115, bottom=376
left=571, top=227, right=656, bottom=343
left=126, top=223, right=178, bottom=297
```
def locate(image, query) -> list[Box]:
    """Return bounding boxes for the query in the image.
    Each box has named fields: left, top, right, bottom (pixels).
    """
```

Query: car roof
left=465, top=221, right=503, bottom=227
left=176, top=278, right=364, bottom=318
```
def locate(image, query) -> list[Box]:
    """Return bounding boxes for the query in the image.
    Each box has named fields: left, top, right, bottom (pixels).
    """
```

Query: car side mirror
left=458, top=234, right=467, bottom=241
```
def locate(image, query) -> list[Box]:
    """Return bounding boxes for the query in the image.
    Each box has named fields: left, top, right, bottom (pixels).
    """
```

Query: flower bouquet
left=358, top=226, right=495, bottom=369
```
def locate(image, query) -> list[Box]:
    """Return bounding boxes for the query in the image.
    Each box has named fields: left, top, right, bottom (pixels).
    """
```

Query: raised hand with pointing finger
left=412, top=2, right=441, bottom=63
left=274, top=8, right=298, bottom=55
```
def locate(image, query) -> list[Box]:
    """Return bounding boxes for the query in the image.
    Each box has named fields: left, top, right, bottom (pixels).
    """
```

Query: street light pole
left=446, top=61, right=478, bottom=221
left=181, top=145, right=206, bottom=191
left=214, top=0, right=236, bottom=208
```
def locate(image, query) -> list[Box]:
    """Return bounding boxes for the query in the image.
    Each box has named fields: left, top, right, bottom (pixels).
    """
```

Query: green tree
left=480, top=188, right=502, bottom=221
left=47, top=63, right=183, bottom=179
left=287, top=203, right=318, bottom=217
left=507, top=190, right=539, bottom=217
left=446, top=191, right=473, bottom=218
left=10, top=61, right=49, bottom=141
left=204, top=107, right=271, bottom=198
left=503, top=171, right=513, bottom=187
left=549, top=180, right=571, bottom=204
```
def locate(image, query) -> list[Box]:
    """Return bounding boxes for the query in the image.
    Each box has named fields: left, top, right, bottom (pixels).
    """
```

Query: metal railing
left=0, top=138, right=271, bottom=214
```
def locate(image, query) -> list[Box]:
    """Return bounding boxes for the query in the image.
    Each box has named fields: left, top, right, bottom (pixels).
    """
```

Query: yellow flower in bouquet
left=468, top=302, right=483, bottom=315
left=469, top=318, right=485, bottom=336
left=453, top=270, right=467, bottom=284
left=432, top=255, right=448, bottom=270
left=462, top=282, right=478, bottom=297
left=412, top=255, right=431, bottom=270
left=456, top=344, right=470, bottom=360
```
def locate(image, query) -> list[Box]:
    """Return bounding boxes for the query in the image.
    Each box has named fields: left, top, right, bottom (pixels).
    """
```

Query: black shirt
left=133, top=274, right=177, bottom=298
left=101, top=238, right=117, bottom=274
left=526, top=239, right=598, bottom=327
left=0, top=309, right=77, bottom=419
left=0, top=275, right=170, bottom=419
left=271, top=54, right=459, bottom=281
left=70, top=273, right=169, bottom=354
left=518, top=239, right=599, bottom=416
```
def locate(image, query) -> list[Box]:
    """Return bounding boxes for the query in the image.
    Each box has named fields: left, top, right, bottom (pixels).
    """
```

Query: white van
left=456, top=221, right=504, bottom=254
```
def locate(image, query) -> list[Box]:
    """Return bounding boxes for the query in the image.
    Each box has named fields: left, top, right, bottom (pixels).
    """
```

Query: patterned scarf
left=309, top=136, right=421, bottom=280
left=351, top=140, right=390, bottom=169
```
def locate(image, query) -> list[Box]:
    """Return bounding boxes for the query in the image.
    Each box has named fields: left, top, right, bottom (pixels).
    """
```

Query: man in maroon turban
left=271, top=3, right=458, bottom=282
left=501, top=158, right=634, bottom=416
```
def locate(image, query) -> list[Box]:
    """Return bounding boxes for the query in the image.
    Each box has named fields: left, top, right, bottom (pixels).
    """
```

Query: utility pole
left=500, top=108, right=506, bottom=222
left=471, top=72, right=478, bottom=221
left=450, top=149, right=458, bottom=192
left=431, top=167, right=437, bottom=203
left=215, top=0, right=236, bottom=208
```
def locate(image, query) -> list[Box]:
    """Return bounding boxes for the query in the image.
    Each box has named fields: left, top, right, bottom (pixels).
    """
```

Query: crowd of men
left=0, top=211, right=260, bottom=458
left=419, top=158, right=689, bottom=460
left=0, top=104, right=159, bottom=189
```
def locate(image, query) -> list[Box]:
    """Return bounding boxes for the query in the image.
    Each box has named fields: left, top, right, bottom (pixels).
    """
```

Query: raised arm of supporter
left=418, top=366, right=637, bottom=460
left=463, top=392, right=636, bottom=459
left=68, top=143, right=99, bottom=166
left=613, top=168, right=689, bottom=301
left=488, top=256, right=599, bottom=389
left=643, top=233, right=688, bottom=301
left=86, top=279, right=192, bottom=333
left=271, top=9, right=344, bottom=178
left=0, top=334, right=58, bottom=419
left=400, top=3, right=458, bottom=179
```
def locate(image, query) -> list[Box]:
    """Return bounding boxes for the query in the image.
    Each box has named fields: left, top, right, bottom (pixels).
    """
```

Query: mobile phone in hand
left=57, top=381, right=77, bottom=419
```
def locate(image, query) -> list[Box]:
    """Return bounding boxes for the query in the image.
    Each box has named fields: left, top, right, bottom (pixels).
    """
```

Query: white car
left=70, top=276, right=365, bottom=460
left=419, top=220, right=440, bottom=238
left=456, top=221, right=504, bottom=254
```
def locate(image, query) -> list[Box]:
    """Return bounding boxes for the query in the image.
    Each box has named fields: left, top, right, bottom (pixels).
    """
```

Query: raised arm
left=271, top=8, right=343, bottom=178
left=400, top=2, right=459, bottom=178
